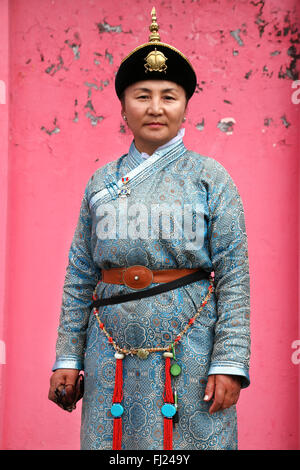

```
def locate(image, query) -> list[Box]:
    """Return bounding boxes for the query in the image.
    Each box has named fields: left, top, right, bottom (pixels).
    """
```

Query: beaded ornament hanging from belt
left=91, top=275, right=214, bottom=450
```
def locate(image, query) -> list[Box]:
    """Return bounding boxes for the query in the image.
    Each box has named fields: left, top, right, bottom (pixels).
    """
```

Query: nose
left=147, top=97, right=163, bottom=115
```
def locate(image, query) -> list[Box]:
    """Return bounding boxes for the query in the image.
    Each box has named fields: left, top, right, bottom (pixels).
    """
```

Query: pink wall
left=0, top=0, right=299, bottom=450
left=0, top=0, right=9, bottom=448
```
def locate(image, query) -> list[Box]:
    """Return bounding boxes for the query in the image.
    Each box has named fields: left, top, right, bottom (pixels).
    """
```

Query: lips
left=144, top=122, right=166, bottom=126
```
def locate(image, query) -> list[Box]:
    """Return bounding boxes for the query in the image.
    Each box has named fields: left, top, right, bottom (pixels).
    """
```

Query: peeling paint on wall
left=94, top=51, right=102, bottom=65
left=73, top=99, right=79, bottom=123
left=251, top=0, right=269, bottom=38
left=217, top=117, right=236, bottom=135
left=96, top=20, right=122, bottom=34
left=230, top=29, right=244, bottom=46
left=105, top=49, right=114, bottom=65
left=119, top=123, right=126, bottom=134
left=250, top=1, right=300, bottom=80
left=280, top=114, right=291, bottom=127
left=196, top=118, right=205, bottom=131
left=264, top=117, right=273, bottom=126
left=85, top=113, right=104, bottom=126
left=45, top=56, right=64, bottom=75
left=40, top=118, right=60, bottom=135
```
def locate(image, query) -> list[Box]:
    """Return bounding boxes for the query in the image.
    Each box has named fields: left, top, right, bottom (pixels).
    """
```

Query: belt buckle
left=123, top=265, right=154, bottom=290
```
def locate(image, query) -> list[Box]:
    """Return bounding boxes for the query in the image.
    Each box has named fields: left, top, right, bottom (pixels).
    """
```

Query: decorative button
left=161, top=403, right=177, bottom=418
left=111, top=403, right=124, bottom=417
left=123, top=265, right=153, bottom=290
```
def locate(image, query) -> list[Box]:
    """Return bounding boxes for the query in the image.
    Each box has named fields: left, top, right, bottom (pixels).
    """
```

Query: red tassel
left=163, top=356, right=174, bottom=451
left=163, top=357, right=174, bottom=403
left=163, top=417, right=173, bottom=450
left=112, top=357, right=124, bottom=450
left=113, top=358, right=123, bottom=403
left=112, top=417, right=122, bottom=450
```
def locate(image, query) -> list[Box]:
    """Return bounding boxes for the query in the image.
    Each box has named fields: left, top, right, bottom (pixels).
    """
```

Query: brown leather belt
left=102, top=265, right=199, bottom=290
left=92, top=267, right=211, bottom=308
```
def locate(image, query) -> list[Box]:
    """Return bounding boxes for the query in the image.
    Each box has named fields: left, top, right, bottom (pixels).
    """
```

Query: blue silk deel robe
left=53, top=132, right=251, bottom=450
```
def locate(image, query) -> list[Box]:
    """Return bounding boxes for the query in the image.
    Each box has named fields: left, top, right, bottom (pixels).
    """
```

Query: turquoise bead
left=111, top=403, right=124, bottom=417
left=161, top=403, right=177, bottom=418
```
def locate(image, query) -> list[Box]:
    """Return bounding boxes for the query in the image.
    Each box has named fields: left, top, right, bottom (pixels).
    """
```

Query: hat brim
left=115, top=42, right=197, bottom=100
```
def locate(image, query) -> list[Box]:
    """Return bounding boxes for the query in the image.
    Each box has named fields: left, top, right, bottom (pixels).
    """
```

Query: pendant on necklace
left=170, top=363, right=181, bottom=376
left=136, top=348, right=149, bottom=359
left=118, top=176, right=131, bottom=198
left=170, top=343, right=181, bottom=376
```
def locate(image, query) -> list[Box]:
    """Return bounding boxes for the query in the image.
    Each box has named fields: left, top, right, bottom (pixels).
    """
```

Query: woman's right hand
left=48, top=369, right=80, bottom=412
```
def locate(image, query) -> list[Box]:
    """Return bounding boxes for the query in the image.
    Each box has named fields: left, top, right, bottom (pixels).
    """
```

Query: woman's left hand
left=203, top=374, right=241, bottom=414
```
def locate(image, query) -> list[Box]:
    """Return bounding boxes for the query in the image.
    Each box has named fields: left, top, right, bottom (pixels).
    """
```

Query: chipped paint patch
left=73, top=99, right=79, bottom=123
left=105, top=49, right=113, bottom=65
left=84, top=80, right=110, bottom=94
left=280, top=114, right=291, bottom=127
left=41, top=119, right=60, bottom=135
left=264, top=117, right=273, bottom=126
left=65, top=31, right=81, bottom=60
left=230, top=29, right=244, bottom=46
left=96, top=21, right=122, bottom=34
left=85, top=112, right=104, bottom=126
left=262, top=65, right=273, bottom=78
left=119, top=123, right=126, bottom=134
left=94, top=51, right=102, bottom=66
left=217, top=117, right=236, bottom=135
left=251, top=0, right=269, bottom=37
left=196, top=119, right=205, bottom=131
left=45, top=56, right=64, bottom=75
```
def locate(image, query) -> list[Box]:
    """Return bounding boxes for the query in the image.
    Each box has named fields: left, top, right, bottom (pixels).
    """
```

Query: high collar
left=126, top=128, right=185, bottom=171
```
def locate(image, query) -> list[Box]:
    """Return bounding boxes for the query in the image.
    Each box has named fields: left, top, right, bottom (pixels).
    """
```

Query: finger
left=203, top=375, right=215, bottom=402
left=48, top=378, right=66, bottom=402
left=48, top=370, right=79, bottom=400
left=221, top=390, right=234, bottom=410
left=64, top=384, right=76, bottom=406
left=219, top=382, right=241, bottom=410
left=224, top=388, right=240, bottom=408
left=209, top=381, right=226, bottom=414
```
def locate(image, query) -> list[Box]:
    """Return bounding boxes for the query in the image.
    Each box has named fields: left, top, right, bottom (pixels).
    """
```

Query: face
left=121, top=80, right=187, bottom=155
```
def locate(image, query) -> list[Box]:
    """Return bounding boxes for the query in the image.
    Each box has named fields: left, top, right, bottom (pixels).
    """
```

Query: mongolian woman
left=48, top=8, right=251, bottom=450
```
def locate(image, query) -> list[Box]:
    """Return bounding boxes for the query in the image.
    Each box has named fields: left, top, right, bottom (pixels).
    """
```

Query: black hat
left=115, top=7, right=197, bottom=100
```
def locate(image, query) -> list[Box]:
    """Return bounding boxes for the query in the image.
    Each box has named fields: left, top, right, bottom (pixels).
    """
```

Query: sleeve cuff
left=208, top=362, right=250, bottom=389
left=52, top=355, right=84, bottom=371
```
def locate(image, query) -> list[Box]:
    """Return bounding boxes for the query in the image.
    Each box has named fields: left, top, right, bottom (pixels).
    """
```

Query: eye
left=137, top=95, right=149, bottom=100
left=164, top=95, right=175, bottom=101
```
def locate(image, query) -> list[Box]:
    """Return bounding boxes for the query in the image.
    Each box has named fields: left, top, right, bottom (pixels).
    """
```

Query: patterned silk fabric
left=53, top=137, right=250, bottom=450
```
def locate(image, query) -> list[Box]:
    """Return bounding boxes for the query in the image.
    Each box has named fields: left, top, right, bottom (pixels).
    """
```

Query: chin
left=143, top=129, right=170, bottom=141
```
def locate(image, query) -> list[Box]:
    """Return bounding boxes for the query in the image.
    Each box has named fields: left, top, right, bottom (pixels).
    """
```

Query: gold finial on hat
left=149, top=7, right=160, bottom=42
